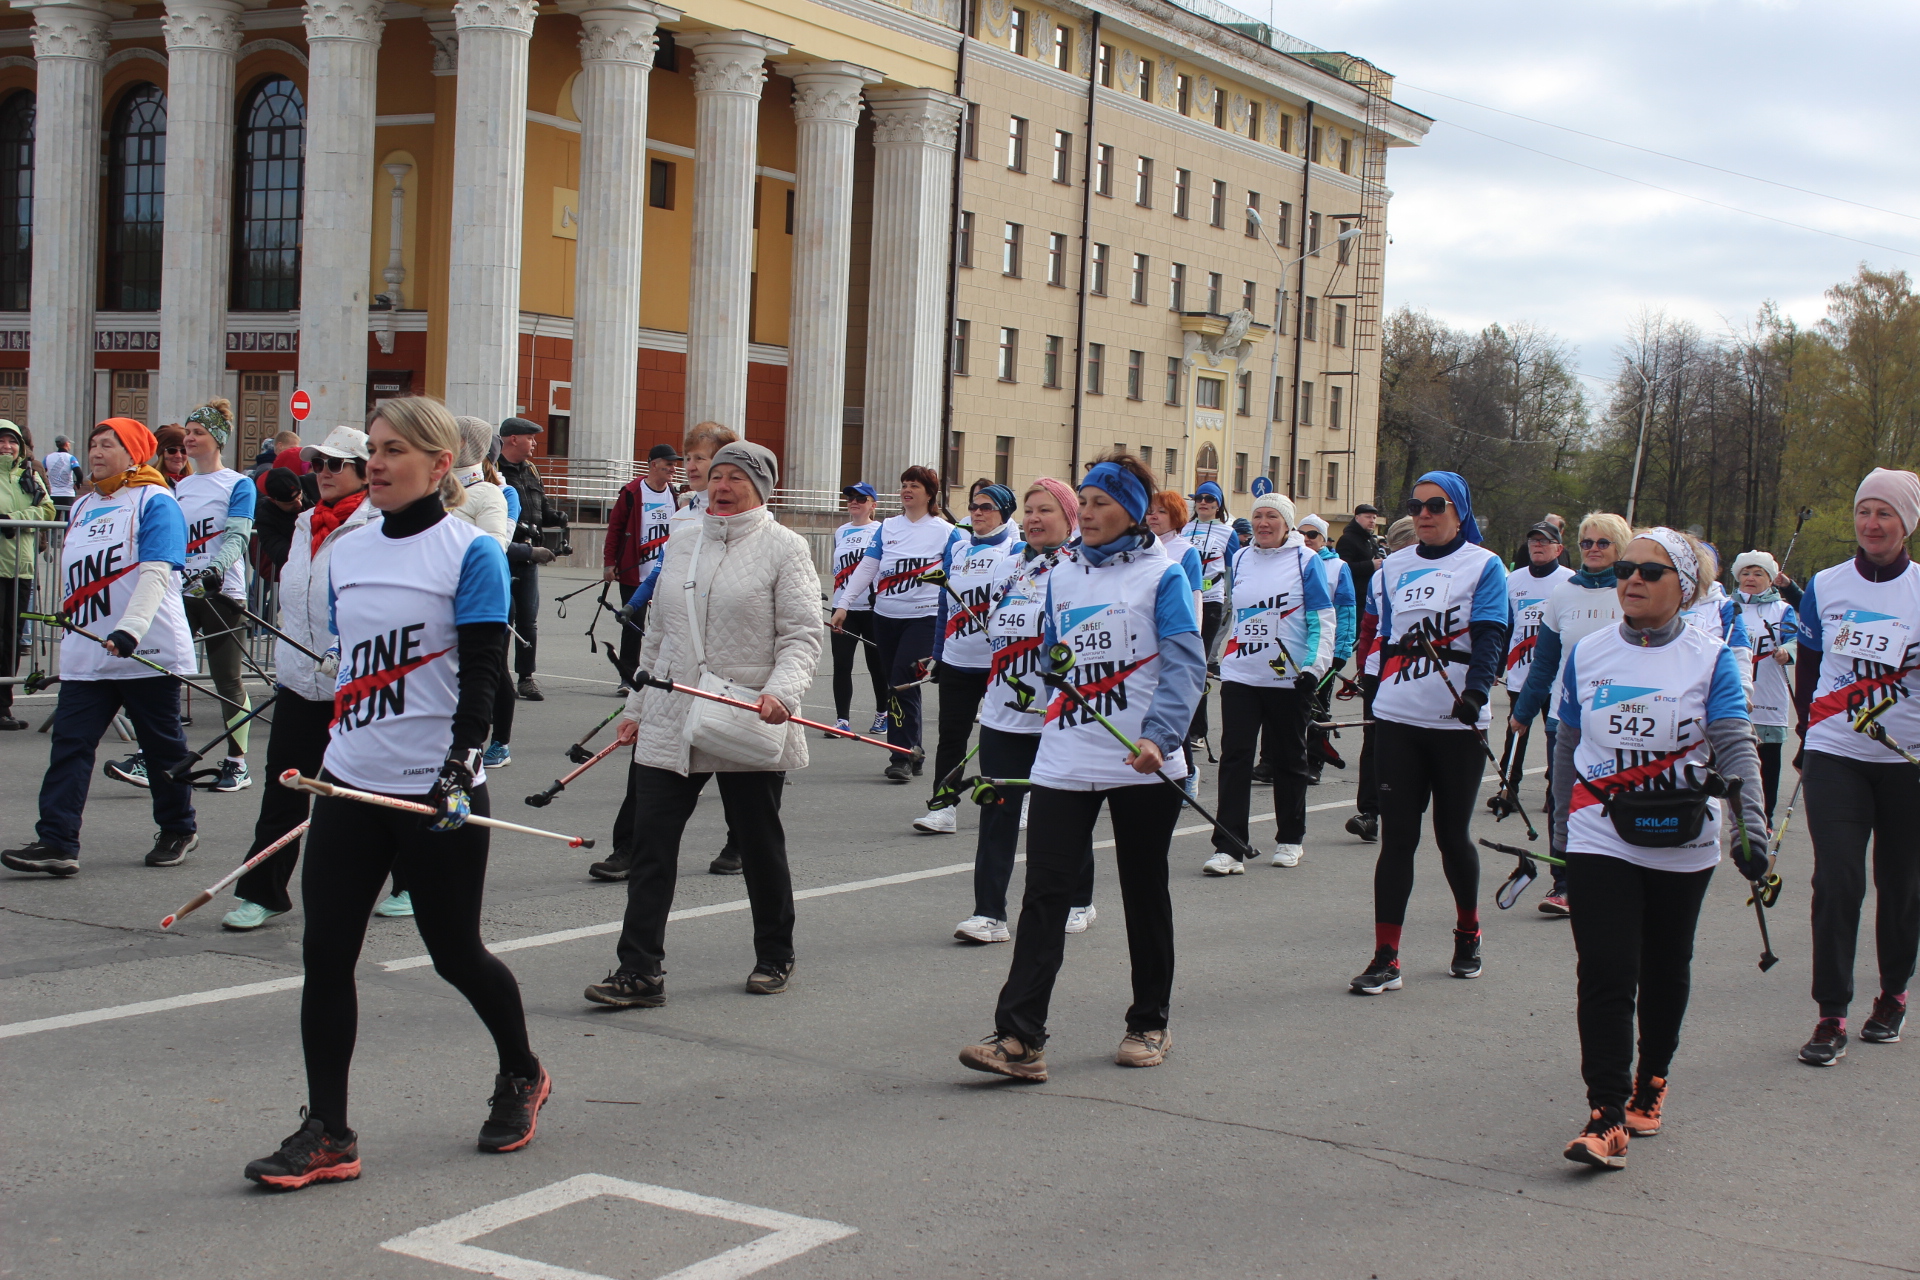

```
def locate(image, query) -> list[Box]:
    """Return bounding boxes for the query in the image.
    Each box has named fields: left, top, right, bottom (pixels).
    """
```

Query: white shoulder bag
left=679, top=527, right=790, bottom=769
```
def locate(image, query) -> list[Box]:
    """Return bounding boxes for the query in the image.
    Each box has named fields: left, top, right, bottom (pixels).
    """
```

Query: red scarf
left=309, top=488, right=368, bottom=555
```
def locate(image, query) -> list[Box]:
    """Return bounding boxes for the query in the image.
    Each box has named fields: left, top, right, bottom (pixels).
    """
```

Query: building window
left=1168, top=262, right=1185, bottom=311
left=1205, top=272, right=1221, bottom=312
left=1279, top=112, right=1294, bottom=153
left=1051, top=129, right=1073, bottom=183
left=1333, top=303, right=1348, bottom=347
left=232, top=75, right=306, bottom=311
left=1196, top=443, right=1219, bottom=487
left=1043, top=334, right=1062, bottom=387
left=1303, top=296, right=1317, bottom=341
left=998, top=327, right=1019, bottom=381
left=0, top=92, right=33, bottom=311
left=1140, top=445, right=1153, bottom=469
left=1327, top=460, right=1341, bottom=500
left=1087, top=342, right=1105, bottom=394
left=1340, top=136, right=1353, bottom=173
left=1233, top=451, right=1248, bottom=492
left=1299, top=381, right=1314, bottom=425
left=1130, top=253, right=1148, bottom=303
left=1090, top=242, right=1109, bottom=295
left=1007, top=116, right=1027, bottom=171
left=1195, top=376, right=1222, bottom=409
left=1276, top=200, right=1292, bottom=248
left=1309, top=125, right=1322, bottom=163
left=1330, top=384, right=1344, bottom=430
left=105, top=83, right=167, bottom=312
left=1094, top=143, right=1113, bottom=196
left=1172, top=168, right=1189, bottom=218
left=963, top=103, right=978, bottom=159
left=1267, top=454, right=1281, bottom=487
left=947, top=430, right=964, bottom=482
left=1002, top=221, right=1022, bottom=276
left=1296, top=458, right=1311, bottom=498
left=1175, top=73, right=1192, bottom=115
left=1051, top=24, right=1070, bottom=70
left=1165, top=357, right=1183, bottom=405
left=956, top=210, right=974, bottom=267
left=1137, top=59, right=1154, bottom=102
left=1047, top=232, right=1067, bottom=285
left=1209, top=178, right=1226, bottom=228
left=1164, top=447, right=1177, bottom=477
left=1242, top=279, right=1256, bottom=312
left=1007, top=7, right=1026, bottom=54
left=1097, top=42, right=1114, bottom=87
left=1134, top=156, right=1152, bottom=207
left=1247, top=100, right=1261, bottom=142
left=1245, top=191, right=1260, bottom=238
left=1271, top=376, right=1284, bottom=420
left=1236, top=370, right=1251, bottom=415
left=995, top=435, right=1013, bottom=485
left=1211, top=87, right=1226, bottom=129
left=951, top=318, right=970, bottom=374
left=648, top=158, right=675, bottom=208
left=1308, top=211, right=1322, bottom=255
left=1127, top=349, right=1143, bottom=400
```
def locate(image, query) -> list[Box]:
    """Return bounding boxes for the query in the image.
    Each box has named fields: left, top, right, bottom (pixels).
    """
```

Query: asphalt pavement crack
left=0, top=902, right=171, bottom=937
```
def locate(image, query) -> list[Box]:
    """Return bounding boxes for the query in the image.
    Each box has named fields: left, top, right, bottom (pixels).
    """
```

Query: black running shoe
left=245, top=1112, right=361, bottom=1190
left=478, top=1064, right=552, bottom=1153
left=1350, top=947, right=1402, bottom=994
left=884, top=759, right=911, bottom=783
left=1250, top=762, right=1274, bottom=785
left=1344, top=812, right=1379, bottom=843
left=1861, top=994, right=1906, bottom=1044
left=584, top=969, right=665, bottom=1007
left=104, top=754, right=150, bottom=788
left=709, top=848, right=743, bottom=875
left=145, top=831, right=198, bottom=867
left=1451, top=929, right=1484, bottom=979
left=746, top=960, right=794, bottom=995
left=1799, top=1017, right=1848, bottom=1066
left=1, top=841, right=79, bottom=877
left=587, top=850, right=633, bottom=881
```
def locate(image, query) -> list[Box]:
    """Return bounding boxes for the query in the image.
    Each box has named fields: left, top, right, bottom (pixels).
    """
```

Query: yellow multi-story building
left=0, top=0, right=1425, bottom=518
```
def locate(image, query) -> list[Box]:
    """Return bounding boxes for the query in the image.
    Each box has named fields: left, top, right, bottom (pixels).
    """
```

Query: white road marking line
left=0, top=765, right=1552, bottom=1038
left=380, top=1173, right=856, bottom=1280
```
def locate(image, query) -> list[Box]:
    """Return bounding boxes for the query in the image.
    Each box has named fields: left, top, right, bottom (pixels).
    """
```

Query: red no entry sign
left=290, top=390, right=312, bottom=422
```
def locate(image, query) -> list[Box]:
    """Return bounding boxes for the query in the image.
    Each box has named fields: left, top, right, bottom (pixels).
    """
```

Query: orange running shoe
left=1563, top=1108, right=1629, bottom=1170
left=1624, top=1076, right=1668, bottom=1137
left=245, top=1112, right=362, bottom=1190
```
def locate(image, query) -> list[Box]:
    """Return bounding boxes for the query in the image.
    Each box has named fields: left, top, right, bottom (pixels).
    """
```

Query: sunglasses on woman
left=315, top=455, right=358, bottom=473
left=1403, top=496, right=1451, bottom=517
left=967, top=501, right=999, bottom=514
left=1578, top=537, right=1612, bottom=550
left=1613, top=559, right=1674, bottom=583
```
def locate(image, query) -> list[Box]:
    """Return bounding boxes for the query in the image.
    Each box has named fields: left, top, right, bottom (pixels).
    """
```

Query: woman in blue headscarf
left=1350, top=471, right=1511, bottom=995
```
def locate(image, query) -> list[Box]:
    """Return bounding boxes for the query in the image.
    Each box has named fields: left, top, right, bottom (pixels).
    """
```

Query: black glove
left=528, top=546, right=556, bottom=566
left=428, top=748, right=480, bottom=831
left=1451, top=687, right=1486, bottom=726
left=1294, top=670, right=1319, bottom=695
left=105, top=630, right=138, bottom=658
left=1732, top=840, right=1770, bottom=884
left=1359, top=673, right=1379, bottom=701
left=1331, top=655, right=1348, bottom=675
left=1792, top=746, right=1804, bottom=772
left=185, top=566, right=222, bottom=598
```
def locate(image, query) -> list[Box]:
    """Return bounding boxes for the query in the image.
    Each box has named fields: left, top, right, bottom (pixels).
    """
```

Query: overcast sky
left=1263, top=0, right=1920, bottom=391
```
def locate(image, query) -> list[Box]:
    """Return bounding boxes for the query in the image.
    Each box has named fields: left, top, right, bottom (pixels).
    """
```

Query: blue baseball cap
left=841, top=482, right=877, bottom=501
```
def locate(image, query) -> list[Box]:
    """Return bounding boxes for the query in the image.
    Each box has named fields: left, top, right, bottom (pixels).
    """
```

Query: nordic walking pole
left=627, top=668, right=918, bottom=756
left=1038, top=644, right=1256, bottom=861
left=916, top=566, right=970, bottom=610
left=279, top=772, right=596, bottom=847
left=1854, top=695, right=1920, bottom=767
left=214, top=596, right=326, bottom=663
left=1780, top=506, right=1814, bottom=576
left=1722, top=775, right=1780, bottom=972
left=824, top=608, right=884, bottom=651
left=24, top=611, right=253, bottom=718
left=1415, top=634, right=1539, bottom=841
left=568, top=704, right=627, bottom=764
left=167, top=689, right=284, bottom=783
left=525, top=738, right=623, bottom=807
left=928, top=742, right=981, bottom=808
left=1480, top=836, right=1564, bottom=911
left=159, top=821, right=310, bottom=929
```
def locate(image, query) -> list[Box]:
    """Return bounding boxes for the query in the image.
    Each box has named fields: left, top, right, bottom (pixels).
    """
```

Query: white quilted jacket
left=277, top=497, right=381, bottom=702
left=622, top=505, right=823, bottom=774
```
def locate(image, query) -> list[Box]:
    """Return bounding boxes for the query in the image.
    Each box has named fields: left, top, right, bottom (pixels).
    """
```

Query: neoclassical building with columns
left=0, top=0, right=1425, bottom=516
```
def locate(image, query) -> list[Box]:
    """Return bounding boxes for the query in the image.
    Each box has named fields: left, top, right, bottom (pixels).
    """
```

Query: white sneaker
left=1065, top=905, right=1097, bottom=934
left=1020, top=793, right=1030, bottom=830
left=913, top=806, right=958, bottom=834
left=954, top=915, right=1010, bottom=943
left=1203, top=851, right=1244, bottom=876
left=1271, top=843, right=1304, bottom=868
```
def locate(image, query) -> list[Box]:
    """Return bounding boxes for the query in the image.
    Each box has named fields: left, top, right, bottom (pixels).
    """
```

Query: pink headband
left=1027, top=476, right=1079, bottom=531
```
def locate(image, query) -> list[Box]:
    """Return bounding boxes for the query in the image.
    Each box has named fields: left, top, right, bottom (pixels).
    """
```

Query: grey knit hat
left=709, top=440, right=778, bottom=501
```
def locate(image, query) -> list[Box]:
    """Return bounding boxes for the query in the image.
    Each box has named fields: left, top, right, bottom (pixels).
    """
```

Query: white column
left=559, top=0, right=679, bottom=463
left=297, top=0, right=385, bottom=427
left=159, top=0, right=244, bottom=427
left=20, top=0, right=111, bottom=441
left=776, top=61, right=878, bottom=506
left=683, top=30, right=787, bottom=432
left=444, top=0, right=538, bottom=425
left=863, top=88, right=962, bottom=484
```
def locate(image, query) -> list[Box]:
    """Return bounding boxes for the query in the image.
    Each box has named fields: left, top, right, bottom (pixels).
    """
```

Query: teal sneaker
left=483, top=741, right=511, bottom=768
left=221, top=900, right=288, bottom=931
left=374, top=891, right=414, bottom=918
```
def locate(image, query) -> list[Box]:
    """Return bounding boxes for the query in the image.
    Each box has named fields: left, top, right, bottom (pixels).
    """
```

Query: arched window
left=0, top=92, right=32, bottom=312
left=231, top=76, right=304, bottom=311
left=104, top=83, right=166, bottom=311
left=1195, top=442, right=1220, bottom=488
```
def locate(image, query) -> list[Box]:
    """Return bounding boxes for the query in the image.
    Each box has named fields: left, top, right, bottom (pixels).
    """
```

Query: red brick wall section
left=745, top=360, right=787, bottom=470
left=634, top=347, right=685, bottom=460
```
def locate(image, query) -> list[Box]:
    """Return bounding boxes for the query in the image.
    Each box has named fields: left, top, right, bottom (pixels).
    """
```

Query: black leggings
left=1216, top=681, right=1310, bottom=851
left=1805, top=749, right=1920, bottom=1017
left=1373, top=721, right=1483, bottom=929
left=972, top=726, right=1092, bottom=921
left=1565, top=852, right=1713, bottom=1110
left=830, top=609, right=886, bottom=722
left=1757, top=740, right=1783, bottom=821
left=930, top=666, right=988, bottom=801
left=872, top=613, right=935, bottom=750
left=300, top=778, right=535, bottom=1137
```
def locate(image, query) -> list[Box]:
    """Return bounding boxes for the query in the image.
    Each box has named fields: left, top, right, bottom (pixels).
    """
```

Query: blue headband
left=1414, top=469, right=1482, bottom=545
left=978, top=484, right=1016, bottom=517
left=1081, top=462, right=1149, bottom=524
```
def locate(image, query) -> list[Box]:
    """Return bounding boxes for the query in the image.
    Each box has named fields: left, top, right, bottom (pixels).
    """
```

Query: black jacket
left=499, top=457, right=566, bottom=539
left=1336, top=522, right=1382, bottom=601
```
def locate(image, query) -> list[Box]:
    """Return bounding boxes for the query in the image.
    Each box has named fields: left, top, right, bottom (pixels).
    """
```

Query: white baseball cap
left=300, top=425, right=371, bottom=463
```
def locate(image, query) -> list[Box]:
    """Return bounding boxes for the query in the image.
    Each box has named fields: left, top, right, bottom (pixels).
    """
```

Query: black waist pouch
left=1578, top=776, right=1713, bottom=848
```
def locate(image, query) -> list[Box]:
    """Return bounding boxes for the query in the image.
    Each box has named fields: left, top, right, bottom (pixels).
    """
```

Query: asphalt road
left=1, top=567, right=1913, bottom=1280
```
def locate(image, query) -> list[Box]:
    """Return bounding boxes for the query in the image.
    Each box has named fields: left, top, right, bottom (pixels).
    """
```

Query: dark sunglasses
left=315, top=455, right=359, bottom=473
left=968, top=502, right=999, bottom=514
left=1578, top=537, right=1612, bottom=550
left=1403, top=496, right=1451, bottom=517
left=1614, top=559, right=1674, bottom=584
left=162, top=445, right=188, bottom=455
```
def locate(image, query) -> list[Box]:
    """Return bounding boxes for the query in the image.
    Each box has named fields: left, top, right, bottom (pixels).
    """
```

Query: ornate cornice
left=689, top=50, right=766, bottom=96
left=30, top=8, right=113, bottom=61
left=423, top=13, right=457, bottom=72
left=866, top=89, right=962, bottom=149
left=792, top=80, right=863, bottom=125
left=576, top=16, right=657, bottom=67
left=303, top=0, right=386, bottom=44
left=161, top=0, right=246, bottom=55
left=451, top=0, right=537, bottom=37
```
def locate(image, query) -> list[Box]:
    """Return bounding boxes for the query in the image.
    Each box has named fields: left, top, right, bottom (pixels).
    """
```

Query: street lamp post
left=1247, top=208, right=1363, bottom=496
left=1622, top=359, right=1670, bottom=525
